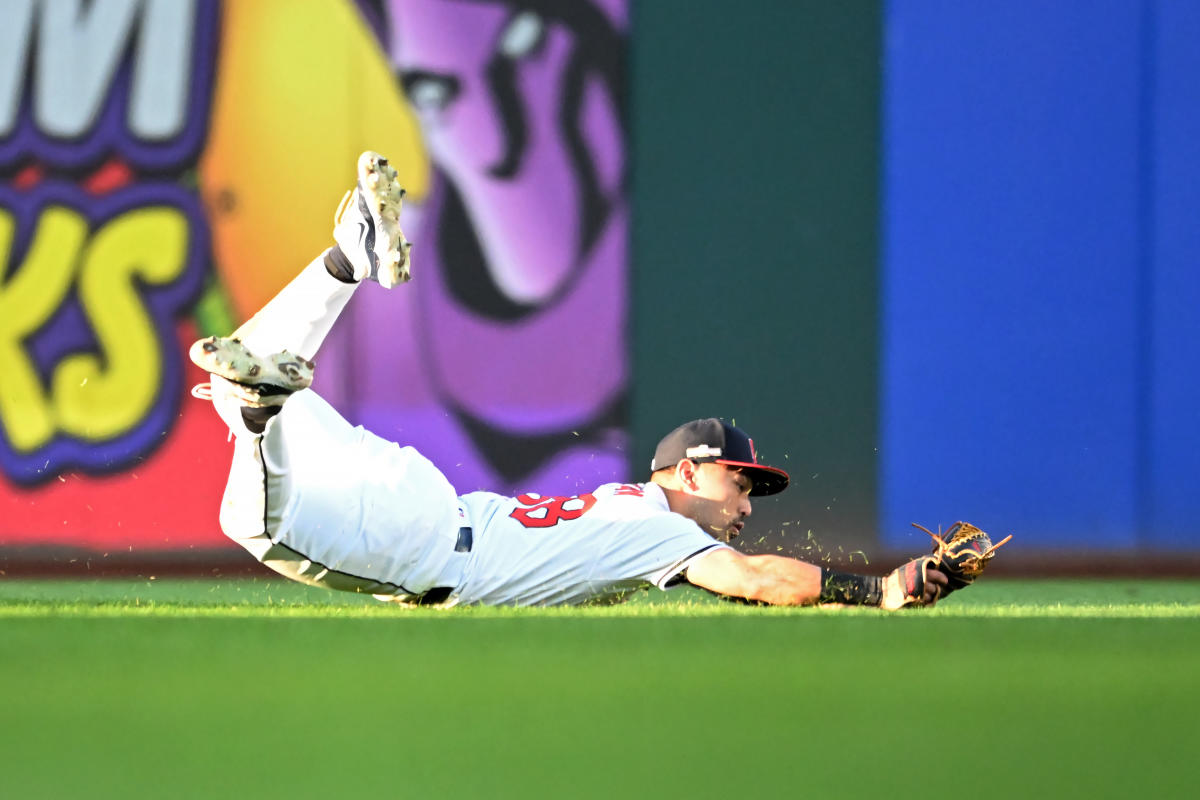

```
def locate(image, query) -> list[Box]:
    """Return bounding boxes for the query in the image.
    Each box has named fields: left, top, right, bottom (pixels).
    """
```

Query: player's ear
left=676, top=459, right=701, bottom=492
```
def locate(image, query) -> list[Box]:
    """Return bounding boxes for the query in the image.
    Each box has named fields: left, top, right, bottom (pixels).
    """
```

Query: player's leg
left=210, top=150, right=412, bottom=363
left=190, top=151, right=411, bottom=433
left=217, top=386, right=465, bottom=600
left=193, top=152, right=462, bottom=598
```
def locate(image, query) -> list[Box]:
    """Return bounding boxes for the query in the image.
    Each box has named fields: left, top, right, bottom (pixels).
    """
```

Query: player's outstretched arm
left=684, top=549, right=821, bottom=605
left=684, top=548, right=947, bottom=609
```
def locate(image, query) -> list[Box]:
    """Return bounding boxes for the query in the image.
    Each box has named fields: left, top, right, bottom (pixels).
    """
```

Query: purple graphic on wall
left=333, top=0, right=628, bottom=495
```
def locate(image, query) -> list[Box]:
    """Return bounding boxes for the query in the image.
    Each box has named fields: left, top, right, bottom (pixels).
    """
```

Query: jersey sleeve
left=647, top=540, right=730, bottom=589
left=602, top=514, right=732, bottom=590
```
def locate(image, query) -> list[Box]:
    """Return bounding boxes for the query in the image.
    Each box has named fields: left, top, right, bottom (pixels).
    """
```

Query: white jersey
left=454, top=482, right=730, bottom=606
left=216, top=389, right=727, bottom=607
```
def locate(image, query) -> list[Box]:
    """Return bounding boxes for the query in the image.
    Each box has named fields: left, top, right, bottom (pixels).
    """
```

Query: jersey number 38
left=509, top=493, right=598, bottom=529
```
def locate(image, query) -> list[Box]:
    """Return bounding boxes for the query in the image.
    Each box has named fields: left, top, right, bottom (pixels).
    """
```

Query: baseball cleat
left=332, top=150, right=413, bottom=288
left=188, top=336, right=314, bottom=408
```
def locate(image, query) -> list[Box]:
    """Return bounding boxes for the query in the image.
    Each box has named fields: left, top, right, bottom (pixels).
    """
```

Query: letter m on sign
left=0, top=0, right=196, bottom=143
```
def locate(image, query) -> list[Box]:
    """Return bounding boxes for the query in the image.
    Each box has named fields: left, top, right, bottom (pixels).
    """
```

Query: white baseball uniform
left=210, top=255, right=729, bottom=606
left=217, top=388, right=729, bottom=606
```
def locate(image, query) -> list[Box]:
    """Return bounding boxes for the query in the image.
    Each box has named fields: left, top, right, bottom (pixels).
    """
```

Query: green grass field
left=2, top=578, right=1198, bottom=799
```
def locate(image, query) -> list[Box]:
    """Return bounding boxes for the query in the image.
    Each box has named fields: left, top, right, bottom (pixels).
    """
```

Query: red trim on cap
left=716, top=459, right=788, bottom=478
left=715, top=459, right=790, bottom=496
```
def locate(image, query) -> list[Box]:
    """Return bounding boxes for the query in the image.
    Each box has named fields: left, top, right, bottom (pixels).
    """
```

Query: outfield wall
left=632, top=0, right=1200, bottom=556
left=630, top=0, right=883, bottom=552
left=879, top=0, right=1200, bottom=550
left=3, top=0, right=1199, bottom=568
left=0, top=0, right=630, bottom=558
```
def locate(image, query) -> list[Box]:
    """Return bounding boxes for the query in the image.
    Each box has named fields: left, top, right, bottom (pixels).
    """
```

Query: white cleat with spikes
left=188, top=336, right=315, bottom=408
left=332, top=150, right=413, bottom=288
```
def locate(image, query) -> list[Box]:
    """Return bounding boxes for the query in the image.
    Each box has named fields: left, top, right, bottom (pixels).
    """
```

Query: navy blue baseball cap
left=650, top=418, right=790, bottom=496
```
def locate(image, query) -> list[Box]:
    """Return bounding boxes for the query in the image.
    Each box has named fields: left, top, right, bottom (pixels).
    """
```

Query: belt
left=454, top=525, right=474, bottom=553
left=413, top=525, right=473, bottom=605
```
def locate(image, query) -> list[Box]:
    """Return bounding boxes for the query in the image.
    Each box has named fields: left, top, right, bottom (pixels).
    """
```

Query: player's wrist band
left=818, top=568, right=883, bottom=606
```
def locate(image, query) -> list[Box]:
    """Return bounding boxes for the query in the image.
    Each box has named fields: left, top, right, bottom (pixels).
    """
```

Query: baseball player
left=191, top=151, right=949, bottom=609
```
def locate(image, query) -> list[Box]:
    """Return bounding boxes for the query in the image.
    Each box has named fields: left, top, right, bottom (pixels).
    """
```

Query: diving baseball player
left=191, top=151, right=953, bottom=609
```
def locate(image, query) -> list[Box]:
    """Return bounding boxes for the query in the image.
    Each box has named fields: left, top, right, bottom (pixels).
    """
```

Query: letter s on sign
left=54, top=206, right=189, bottom=441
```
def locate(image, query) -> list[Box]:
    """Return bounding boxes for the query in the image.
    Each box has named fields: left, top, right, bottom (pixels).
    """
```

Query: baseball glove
left=914, top=521, right=1012, bottom=596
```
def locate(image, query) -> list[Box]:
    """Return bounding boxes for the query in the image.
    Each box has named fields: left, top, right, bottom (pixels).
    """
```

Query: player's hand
left=880, top=556, right=947, bottom=610
left=923, top=566, right=949, bottom=605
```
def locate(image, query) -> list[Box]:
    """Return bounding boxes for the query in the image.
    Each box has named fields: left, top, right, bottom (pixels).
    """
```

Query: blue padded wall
left=881, top=0, right=1199, bottom=549
left=1146, top=1, right=1200, bottom=547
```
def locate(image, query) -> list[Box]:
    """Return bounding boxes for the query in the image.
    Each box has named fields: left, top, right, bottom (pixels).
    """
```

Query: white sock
left=231, top=251, right=358, bottom=360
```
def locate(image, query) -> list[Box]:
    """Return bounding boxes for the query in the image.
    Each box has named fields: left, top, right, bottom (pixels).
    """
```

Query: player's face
left=688, top=464, right=754, bottom=542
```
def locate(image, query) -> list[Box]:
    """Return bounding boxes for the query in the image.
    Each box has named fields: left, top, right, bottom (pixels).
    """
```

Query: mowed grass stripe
left=1, top=578, right=1198, bottom=618
left=2, top=605, right=1198, bottom=798
left=1, top=578, right=1197, bottom=799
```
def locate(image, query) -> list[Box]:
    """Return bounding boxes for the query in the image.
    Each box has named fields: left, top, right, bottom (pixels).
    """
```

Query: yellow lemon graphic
left=198, top=0, right=429, bottom=320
